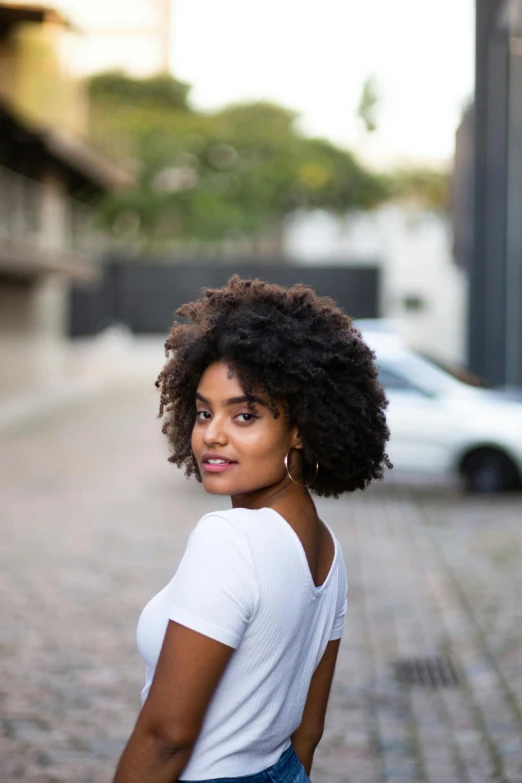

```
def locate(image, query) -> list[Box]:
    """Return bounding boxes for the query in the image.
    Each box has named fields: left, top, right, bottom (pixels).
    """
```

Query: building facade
left=0, top=2, right=129, bottom=398
left=284, top=205, right=467, bottom=366
left=465, top=0, right=522, bottom=386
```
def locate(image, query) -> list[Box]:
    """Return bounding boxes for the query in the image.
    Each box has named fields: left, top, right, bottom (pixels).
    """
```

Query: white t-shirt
left=136, top=506, right=348, bottom=780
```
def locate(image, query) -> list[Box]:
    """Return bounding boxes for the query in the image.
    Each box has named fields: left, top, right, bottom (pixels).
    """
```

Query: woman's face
left=191, top=360, right=301, bottom=497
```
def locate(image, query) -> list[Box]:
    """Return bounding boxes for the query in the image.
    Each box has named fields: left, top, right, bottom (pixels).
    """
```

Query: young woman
left=113, top=276, right=391, bottom=783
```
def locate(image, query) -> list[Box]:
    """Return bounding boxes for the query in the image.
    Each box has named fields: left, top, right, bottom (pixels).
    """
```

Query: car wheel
left=460, top=448, right=521, bottom=493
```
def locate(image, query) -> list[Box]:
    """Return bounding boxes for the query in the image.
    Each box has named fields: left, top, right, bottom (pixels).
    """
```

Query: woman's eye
left=196, top=410, right=211, bottom=420
left=236, top=412, right=257, bottom=423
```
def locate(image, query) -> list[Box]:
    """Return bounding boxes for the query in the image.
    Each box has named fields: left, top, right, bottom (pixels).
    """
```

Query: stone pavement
left=1, top=381, right=521, bottom=783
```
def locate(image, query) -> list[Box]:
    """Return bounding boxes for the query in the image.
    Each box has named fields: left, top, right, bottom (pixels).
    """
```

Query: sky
left=170, top=0, right=475, bottom=167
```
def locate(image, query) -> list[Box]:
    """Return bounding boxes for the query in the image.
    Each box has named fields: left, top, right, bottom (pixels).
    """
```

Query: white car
left=355, top=320, right=522, bottom=493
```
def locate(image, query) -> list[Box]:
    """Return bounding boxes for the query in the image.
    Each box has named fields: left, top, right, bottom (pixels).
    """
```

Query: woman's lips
left=203, top=461, right=237, bottom=473
left=201, top=456, right=238, bottom=473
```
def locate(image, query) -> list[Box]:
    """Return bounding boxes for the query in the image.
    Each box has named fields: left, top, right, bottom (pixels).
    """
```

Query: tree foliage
left=357, top=76, right=380, bottom=134
left=385, top=167, right=451, bottom=213
left=88, top=71, right=191, bottom=112
left=88, top=74, right=389, bottom=248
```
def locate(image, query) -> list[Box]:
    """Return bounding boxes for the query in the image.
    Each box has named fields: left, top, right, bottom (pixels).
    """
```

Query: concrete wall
left=284, top=205, right=468, bottom=365
left=0, top=275, right=68, bottom=398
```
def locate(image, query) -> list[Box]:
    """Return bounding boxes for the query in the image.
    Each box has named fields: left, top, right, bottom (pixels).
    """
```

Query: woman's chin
left=201, top=475, right=236, bottom=495
left=201, top=474, right=260, bottom=496
left=203, top=484, right=232, bottom=495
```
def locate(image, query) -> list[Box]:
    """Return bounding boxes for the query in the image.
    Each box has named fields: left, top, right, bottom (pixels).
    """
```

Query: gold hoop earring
left=284, top=451, right=319, bottom=488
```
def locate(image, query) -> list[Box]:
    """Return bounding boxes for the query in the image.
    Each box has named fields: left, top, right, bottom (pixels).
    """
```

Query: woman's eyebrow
left=195, top=392, right=266, bottom=407
left=223, top=394, right=266, bottom=407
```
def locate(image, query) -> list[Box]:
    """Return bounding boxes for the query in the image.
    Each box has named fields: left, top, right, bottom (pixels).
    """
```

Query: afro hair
left=156, top=276, right=392, bottom=497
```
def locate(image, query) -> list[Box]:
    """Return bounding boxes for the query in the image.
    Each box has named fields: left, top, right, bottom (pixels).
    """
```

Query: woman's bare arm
left=113, top=620, right=235, bottom=783
left=290, top=638, right=341, bottom=776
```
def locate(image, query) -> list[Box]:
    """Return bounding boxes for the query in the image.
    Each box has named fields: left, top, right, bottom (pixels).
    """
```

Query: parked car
left=355, top=320, right=522, bottom=493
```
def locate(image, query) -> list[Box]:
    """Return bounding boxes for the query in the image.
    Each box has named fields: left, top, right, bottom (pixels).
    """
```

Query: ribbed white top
left=136, top=506, right=348, bottom=780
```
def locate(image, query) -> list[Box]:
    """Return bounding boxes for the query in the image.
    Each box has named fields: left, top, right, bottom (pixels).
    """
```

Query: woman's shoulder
left=190, top=507, right=264, bottom=546
left=191, top=507, right=278, bottom=551
left=195, top=506, right=273, bottom=528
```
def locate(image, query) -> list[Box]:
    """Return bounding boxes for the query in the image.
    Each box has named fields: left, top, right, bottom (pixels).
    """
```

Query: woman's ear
left=290, top=427, right=304, bottom=450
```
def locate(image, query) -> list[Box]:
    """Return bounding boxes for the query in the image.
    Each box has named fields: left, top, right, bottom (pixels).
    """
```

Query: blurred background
left=1, top=2, right=522, bottom=782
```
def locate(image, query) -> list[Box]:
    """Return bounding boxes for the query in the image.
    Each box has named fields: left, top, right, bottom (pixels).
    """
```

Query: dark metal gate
left=69, top=257, right=381, bottom=336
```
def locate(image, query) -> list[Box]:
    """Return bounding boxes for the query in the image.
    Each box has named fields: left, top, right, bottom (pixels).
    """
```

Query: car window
left=377, top=366, right=423, bottom=392
left=417, top=352, right=490, bottom=388
left=390, top=354, right=459, bottom=394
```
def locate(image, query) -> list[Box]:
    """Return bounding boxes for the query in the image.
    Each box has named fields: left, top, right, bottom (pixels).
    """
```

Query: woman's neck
left=231, top=479, right=316, bottom=520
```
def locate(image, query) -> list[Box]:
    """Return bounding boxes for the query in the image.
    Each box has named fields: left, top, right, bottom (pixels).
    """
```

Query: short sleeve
left=329, top=596, right=348, bottom=640
left=166, top=513, right=258, bottom=649
left=329, top=564, right=348, bottom=641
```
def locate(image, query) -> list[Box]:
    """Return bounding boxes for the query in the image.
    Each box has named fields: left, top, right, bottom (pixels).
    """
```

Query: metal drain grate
left=393, top=656, right=462, bottom=688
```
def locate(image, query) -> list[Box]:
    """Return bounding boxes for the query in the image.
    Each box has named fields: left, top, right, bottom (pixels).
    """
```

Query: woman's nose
left=203, top=417, right=227, bottom=446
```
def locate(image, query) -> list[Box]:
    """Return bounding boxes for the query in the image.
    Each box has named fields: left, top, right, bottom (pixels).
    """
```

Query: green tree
left=88, top=74, right=389, bottom=250
left=386, top=167, right=451, bottom=213
left=357, top=76, right=380, bottom=134
left=88, top=71, right=191, bottom=111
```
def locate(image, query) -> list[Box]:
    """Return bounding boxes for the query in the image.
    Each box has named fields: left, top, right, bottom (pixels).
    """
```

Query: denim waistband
left=179, top=742, right=303, bottom=783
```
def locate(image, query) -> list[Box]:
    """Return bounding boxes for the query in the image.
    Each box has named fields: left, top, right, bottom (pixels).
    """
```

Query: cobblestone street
left=1, top=380, right=522, bottom=783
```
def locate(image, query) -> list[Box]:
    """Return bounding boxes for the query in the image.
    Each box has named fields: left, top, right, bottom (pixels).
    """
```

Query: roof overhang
left=0, top=97, right=133, bottom=192
left=0, top=2, right=69, bottom=33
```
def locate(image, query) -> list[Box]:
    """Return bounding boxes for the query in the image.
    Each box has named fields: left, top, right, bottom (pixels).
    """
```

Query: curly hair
left=155, top=275, right=392, bottom=497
